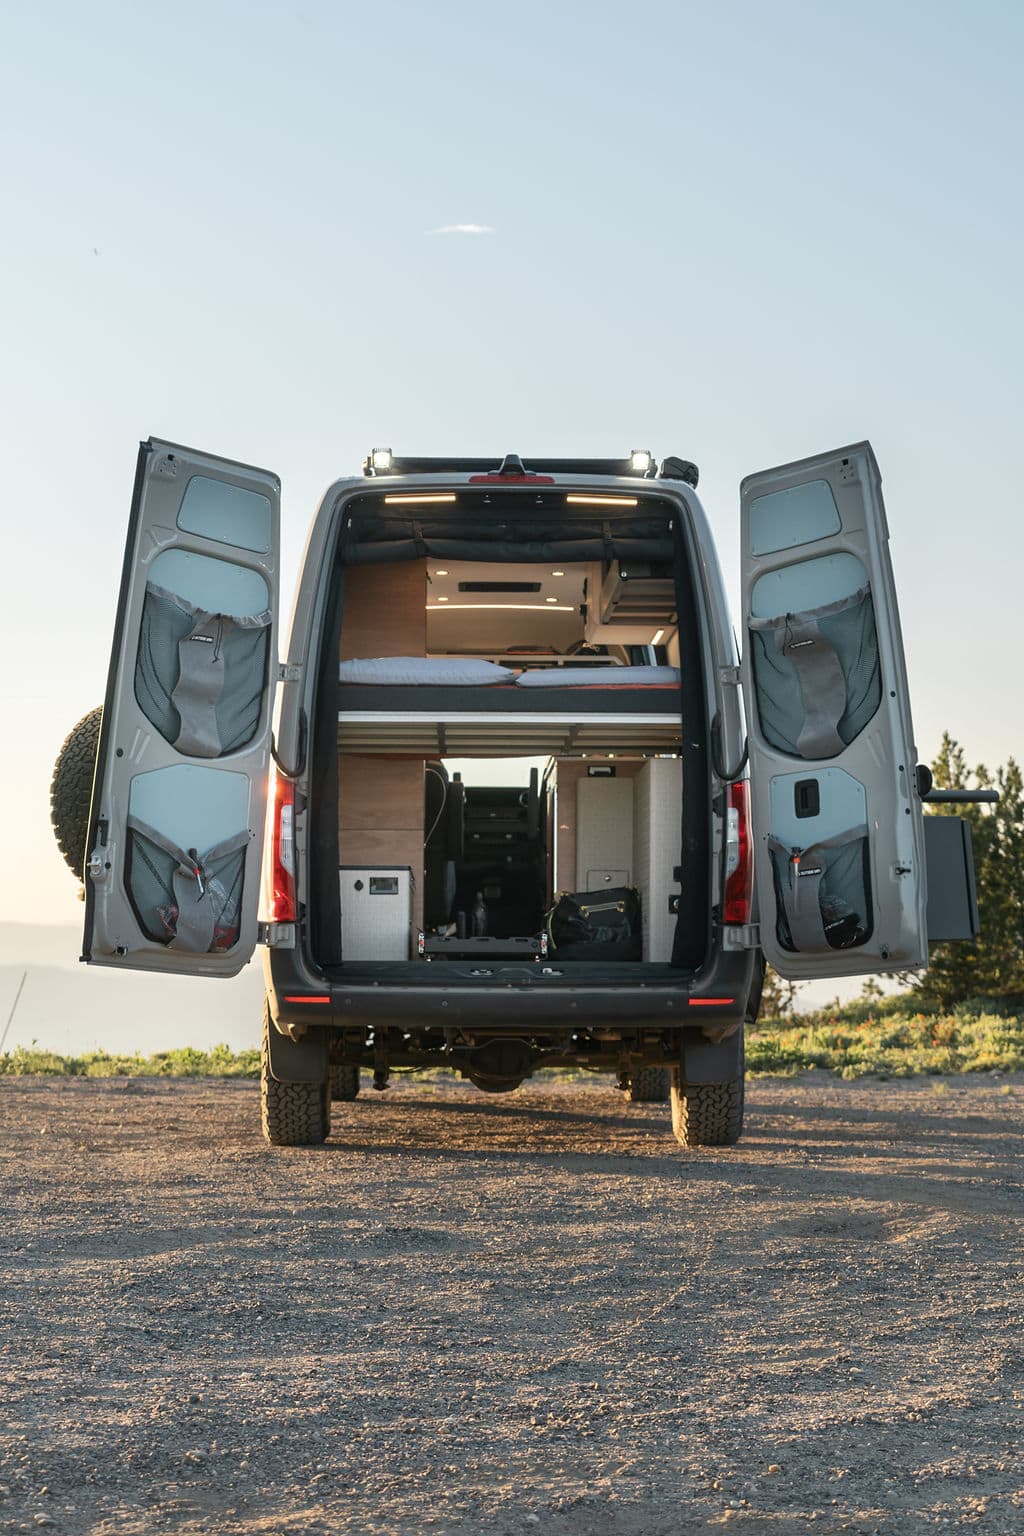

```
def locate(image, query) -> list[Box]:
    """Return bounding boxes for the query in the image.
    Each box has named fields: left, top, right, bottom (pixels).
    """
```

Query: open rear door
left=739, top=443, right=927, bottom=981
left=83, top=439, right=280, bottom=976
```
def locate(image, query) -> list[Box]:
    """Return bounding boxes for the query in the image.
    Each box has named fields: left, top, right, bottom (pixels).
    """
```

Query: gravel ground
left=1, top=1071, right=1022, bottom=1536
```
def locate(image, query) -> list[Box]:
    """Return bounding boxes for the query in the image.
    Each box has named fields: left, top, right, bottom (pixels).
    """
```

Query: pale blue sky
left=2, top=0, right=1022, bottom=926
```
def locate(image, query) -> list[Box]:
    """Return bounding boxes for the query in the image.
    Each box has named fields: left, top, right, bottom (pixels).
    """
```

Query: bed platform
left=336, top=682, right=683, bottom=755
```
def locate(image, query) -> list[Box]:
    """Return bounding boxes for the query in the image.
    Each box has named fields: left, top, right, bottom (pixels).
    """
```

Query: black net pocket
left=749, top=585, right=881, bottom=760
left=126, top=816, right=249, bottom=952
left=769, top=829, right=872, bottom=954
left=135, top=582, right=271, bottom=758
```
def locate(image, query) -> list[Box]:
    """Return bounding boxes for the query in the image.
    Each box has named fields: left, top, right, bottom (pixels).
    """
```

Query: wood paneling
left=339, top=755, right=425, bottom=933
left=339, top=757, right=424, bottom=830
left=340, top=560, right=426, bottom=660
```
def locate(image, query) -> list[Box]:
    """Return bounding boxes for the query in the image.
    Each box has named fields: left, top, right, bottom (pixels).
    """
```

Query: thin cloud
left=430, top=223, right=495, bottom=235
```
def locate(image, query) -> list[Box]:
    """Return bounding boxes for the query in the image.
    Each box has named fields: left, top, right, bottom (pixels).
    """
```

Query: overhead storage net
left=748, top=563, right=881, bottom=760
left=768, top=828, right=872, bottom=953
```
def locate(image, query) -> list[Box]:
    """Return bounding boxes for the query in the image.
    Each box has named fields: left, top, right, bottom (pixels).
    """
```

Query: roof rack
left=361, top=451, right=699, bottom=487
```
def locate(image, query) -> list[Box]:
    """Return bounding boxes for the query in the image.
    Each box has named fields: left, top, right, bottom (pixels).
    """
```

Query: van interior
left=307, top=489, right=711, bottom=982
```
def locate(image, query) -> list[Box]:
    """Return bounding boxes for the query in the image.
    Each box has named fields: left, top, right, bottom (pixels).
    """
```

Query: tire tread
left=260, top=1010, right=330, bottom=1146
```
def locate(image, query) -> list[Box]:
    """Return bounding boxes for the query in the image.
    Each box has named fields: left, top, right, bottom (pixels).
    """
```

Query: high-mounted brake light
left=268, top=770, right=297, bottom=923
left=468, top=451, right=554, bottom=484
left=468, top=473, right=555, bottom=484
left=723, top=780, right=753, bottom=926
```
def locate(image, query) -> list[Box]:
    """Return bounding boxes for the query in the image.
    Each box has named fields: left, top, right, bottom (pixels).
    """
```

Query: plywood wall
left=338, top=560, right=428, bottom=938
left=340, top=560, right=427, bottom=659
left=338, top=755, right=425, bottom=934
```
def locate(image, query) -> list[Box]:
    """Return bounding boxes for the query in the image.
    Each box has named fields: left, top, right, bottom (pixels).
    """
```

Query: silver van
left=51, top=442, right=979, bottom=1148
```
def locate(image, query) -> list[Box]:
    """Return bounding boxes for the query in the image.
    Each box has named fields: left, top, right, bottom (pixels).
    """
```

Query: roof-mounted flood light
left=363, top=447, right=394, bottom=475
left=630, top=449, right=654, bottom=475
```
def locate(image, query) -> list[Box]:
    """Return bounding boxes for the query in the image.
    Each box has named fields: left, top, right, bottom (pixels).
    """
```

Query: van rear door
left=83, top=439, right=280, bottom=976
left=739, top=443, right=927, bottom=980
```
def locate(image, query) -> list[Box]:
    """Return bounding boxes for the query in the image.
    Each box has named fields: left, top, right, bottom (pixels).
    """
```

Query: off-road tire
left=330, top=1064, right=361, bottom=1101
left=625, top=1067, right=671, bottom=1103
left=260, top=1011, right=330, bottom=1147
left=50, top=707, right=102, bottom=881
left=670, top=1071, right=745, bottom=1147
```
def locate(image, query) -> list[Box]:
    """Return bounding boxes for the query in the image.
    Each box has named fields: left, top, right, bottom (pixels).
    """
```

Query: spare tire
left=50, top=707, right=102, bottom=881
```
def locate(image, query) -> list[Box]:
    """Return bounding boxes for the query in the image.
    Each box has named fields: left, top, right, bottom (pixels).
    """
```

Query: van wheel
left=670, top=1071, right=745, bottom=1147
left=260, top=1012, right=330, bottom=1147
left=330, top=1064, right=361, bottom=1101
left=50, top=706, right=102, bottom=881
left=625, top=1067, right=670, bottom=1103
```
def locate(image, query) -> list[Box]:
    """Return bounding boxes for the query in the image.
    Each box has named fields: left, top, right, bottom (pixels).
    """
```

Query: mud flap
left=265, top=1019, right=329, bottom=1083
left=680, top=1026, right=744, bottom=1084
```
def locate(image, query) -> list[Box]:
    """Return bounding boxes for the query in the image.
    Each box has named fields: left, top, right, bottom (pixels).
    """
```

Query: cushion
left=515, top=665, right=680, bottom=687
left=339, top=656, right=517, bottom=686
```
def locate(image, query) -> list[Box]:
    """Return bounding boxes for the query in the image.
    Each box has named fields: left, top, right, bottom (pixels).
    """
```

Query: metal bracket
left=718, top=665, right=741, bottom=687
left=278, top=663, right=302, bottom=683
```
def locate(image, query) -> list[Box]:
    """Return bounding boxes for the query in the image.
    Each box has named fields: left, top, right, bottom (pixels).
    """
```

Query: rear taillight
left=268, top=771, right=296, bottom=922
left=723, top=780, right=753, bottom=925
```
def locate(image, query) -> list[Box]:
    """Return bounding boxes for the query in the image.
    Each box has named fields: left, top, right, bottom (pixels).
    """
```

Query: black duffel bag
left=546, top=887, right=642, bottom=961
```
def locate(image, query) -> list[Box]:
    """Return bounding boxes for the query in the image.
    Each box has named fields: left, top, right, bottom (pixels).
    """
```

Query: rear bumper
left=264, top=940, right=758, bottom=1036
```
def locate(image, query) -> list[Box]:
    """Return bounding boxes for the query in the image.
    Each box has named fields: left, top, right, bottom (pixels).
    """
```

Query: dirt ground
left=1, top=1073, right=1022, bottom=1536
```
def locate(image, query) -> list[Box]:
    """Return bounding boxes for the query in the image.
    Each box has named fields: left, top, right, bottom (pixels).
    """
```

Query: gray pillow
left=515, top=665, right=680, bottom=687
left=339, top=656, right=516, bottom=686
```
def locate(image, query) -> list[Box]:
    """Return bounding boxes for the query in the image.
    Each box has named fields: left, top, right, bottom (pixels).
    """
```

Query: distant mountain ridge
left=1, top=922, right=263, bottom=1056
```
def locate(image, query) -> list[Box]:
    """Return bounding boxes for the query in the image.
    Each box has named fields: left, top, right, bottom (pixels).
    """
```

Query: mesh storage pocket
left=135, top=582, right=271, bottom=758
left=769, top=828, right=872, bottom=954
left=750, top=585, right=881, bottom=760
left=126, top=816, right=249, bottom=952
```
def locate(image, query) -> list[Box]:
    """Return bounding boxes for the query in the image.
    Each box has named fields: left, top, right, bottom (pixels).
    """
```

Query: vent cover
left=458, top=581, right=542, bottom=593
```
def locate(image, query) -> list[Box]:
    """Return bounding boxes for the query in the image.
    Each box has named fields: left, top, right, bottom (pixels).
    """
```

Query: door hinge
left=718, top=664, right=741, bottom=687
left=258, top=922, right=296, bottom=948
left=278, top=664, right=302, bottom=683
left=722, top=923, right=760, bottom=951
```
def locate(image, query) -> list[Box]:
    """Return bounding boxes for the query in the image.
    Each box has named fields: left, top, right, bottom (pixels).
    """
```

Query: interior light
left=551, top=569, right=565, bottom=577
left=651, top=628, right=665, bottom=645
left=630, top=449, right=653, bottom=474
left=426, top=603, right=574, bottom=612
left=384, top=493, right=457, bottom=505
left=435, top=568, right=450, bottom=576
left=371, top=448, right=393, bottom=471
left=566, top=494, right=638, bottom=507
left=545, top=596, right=558, bottom=603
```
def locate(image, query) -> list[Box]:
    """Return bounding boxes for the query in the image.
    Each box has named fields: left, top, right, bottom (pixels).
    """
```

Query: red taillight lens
left=268, top=771, right=296, bottom=922
left=723, top=780, right=753, bottom=925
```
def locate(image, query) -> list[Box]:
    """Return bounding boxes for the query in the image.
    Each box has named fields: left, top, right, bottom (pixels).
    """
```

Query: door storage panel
left=85, top=440, right=280, bottom=977
left=740, top=445, right=927, bottom=980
